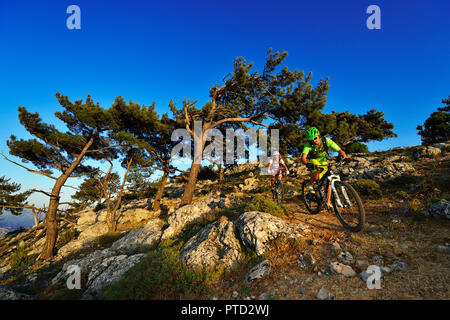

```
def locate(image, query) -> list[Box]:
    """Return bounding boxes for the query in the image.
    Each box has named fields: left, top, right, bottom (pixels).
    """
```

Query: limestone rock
left=235, top=211, right=310, bottom=256
left=111, top=218, right=164, bottom=252
left=180, top=217, right=241, bottom=269
left=161, top=193, right=222, bottom=241
left=82, top=253, right=146, bottom=298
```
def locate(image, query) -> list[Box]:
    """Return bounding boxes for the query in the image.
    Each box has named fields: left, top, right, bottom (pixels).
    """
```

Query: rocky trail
left=0, top=143, right=449, bottom=300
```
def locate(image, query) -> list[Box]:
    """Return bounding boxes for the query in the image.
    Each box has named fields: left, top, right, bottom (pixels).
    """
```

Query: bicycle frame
left=314, top=163, right=351, bottom=209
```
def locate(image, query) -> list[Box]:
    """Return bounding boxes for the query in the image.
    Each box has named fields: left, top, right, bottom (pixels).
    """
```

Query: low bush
left=94, top=232, right=123, bottom=248
left=10, top=245, right=35, bottom=271
left=103, top=239, right=210, bottom=299
left=349, top=179, right=382, bottom=199
left=241, top=195, right=291, bottom=217
left=56, top=228, right=77, bottom=249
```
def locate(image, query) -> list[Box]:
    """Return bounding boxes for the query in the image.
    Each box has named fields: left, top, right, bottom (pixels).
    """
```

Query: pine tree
left=2, top=93, right=119, bottom=259
left=417, top=96, right=450, bottom=145
left=171, top=49, right=329, bottom=205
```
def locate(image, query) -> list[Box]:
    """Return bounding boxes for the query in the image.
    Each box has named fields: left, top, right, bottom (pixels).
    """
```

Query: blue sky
left=0, top=0, right=449, bottom=207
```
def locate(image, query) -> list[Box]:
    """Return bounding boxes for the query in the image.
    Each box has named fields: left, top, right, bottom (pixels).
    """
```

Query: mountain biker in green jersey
left=301, top=127, right=347, bottom=209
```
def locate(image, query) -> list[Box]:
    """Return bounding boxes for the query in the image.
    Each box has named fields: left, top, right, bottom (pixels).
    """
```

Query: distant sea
left=0, top=209, right=45, bottom=237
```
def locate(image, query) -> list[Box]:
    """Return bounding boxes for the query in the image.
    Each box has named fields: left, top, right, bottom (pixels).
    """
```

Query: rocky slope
left=0, top=142, right=449, bottom=300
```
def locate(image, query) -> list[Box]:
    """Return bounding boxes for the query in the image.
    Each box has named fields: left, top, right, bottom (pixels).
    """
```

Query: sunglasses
left=308, top=137, right=319, bottom=143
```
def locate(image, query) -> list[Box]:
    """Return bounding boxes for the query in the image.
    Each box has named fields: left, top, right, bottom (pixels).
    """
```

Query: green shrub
left=56, top=228, right=77, bottom=249
left=396, top=190, right=409, bottom=199
left=103, top=240, right=209, bottom=299
left=345, top=142, right=369, bottom=154
left=349, top=179, right=382, bottom=199
left=10, top=245, right=35, bottom=271
left=94, top=232, right=123, bottom=248
left=242, top=196, right=291, bottom=217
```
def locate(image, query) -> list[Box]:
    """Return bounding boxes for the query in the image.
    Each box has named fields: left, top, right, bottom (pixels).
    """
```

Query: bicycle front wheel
left=332, top=181, right=365, bottom=232
left=301, top=180, right=321, bottom=214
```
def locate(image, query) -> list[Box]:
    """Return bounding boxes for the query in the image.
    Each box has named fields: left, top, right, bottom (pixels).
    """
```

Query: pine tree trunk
left=40, top=132, right=97, bottom=260
left=180, top=162, right=201, bottom=206
left=152, top=172, right=169, bottom=211
left=180, top=131, right=205, bottom=206
left=218, top=163, right=224, bottom=181
left=40, top=180, right=64, bottom=259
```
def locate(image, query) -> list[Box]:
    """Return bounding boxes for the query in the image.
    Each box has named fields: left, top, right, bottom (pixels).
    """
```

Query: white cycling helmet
left=272, top=150, right=280, bottom=157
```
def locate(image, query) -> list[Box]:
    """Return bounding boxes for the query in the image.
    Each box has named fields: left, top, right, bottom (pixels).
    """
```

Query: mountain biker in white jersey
left=268, top=151, right=290, bottom=188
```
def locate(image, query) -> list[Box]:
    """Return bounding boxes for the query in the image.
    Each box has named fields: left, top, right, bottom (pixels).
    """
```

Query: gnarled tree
left=2, top=93, right=118, bottom=259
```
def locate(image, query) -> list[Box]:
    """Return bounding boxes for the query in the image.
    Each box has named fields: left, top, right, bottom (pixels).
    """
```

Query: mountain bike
left=301, top=158, right=365, bottom=232
left=271, top=169, right=285, bottom=204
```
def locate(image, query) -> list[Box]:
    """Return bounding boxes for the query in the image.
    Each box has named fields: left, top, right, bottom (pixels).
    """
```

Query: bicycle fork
left=329, top=176, right=352, bottom=208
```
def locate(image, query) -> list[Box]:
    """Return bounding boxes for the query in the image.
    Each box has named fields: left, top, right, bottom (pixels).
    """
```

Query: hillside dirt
left=204, top=157, right=450, bottom=300
left=207, top=196, right=450, bottom=300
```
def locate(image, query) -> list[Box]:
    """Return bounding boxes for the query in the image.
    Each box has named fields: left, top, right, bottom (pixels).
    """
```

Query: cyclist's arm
left=301, top=143, right=311, bottom=164
left=281, top=159, right=289, bottom=172
left=301, top=153, right=308, bottom=165
left=326, top=138, right=347, bottom=158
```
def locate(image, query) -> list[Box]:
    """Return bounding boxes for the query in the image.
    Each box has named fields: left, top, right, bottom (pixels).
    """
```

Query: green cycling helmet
left=305, top=127, right=320, bottom=141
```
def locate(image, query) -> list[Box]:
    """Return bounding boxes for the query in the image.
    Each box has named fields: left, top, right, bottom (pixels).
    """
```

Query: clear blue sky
left=0, top=0, right=449, bottom=207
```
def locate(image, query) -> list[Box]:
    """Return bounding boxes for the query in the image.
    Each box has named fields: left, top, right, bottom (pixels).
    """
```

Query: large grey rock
left=51, top=247, right=146, bottom=299
left=82, top=253, right=146, bottom=299
left=235, top=211, right=310, bottom=256
left=111, top=218, right=164, bottom=252
left=161, top=193, right=222, bottom=241
left=180, top=217, right=241, bottom=269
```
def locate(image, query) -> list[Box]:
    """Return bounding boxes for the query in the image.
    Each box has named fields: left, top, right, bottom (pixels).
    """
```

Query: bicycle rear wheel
left=301, top=180, right=322, bottom=214
left=276, top=183, right=283, bottom=204
left=332, top=180, right=365, bottom=232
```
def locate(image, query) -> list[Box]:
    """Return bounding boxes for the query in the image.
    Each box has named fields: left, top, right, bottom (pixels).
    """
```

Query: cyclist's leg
left=308, top=158, right=323, bottom=184
left=271, top=174, right=275, bottom=187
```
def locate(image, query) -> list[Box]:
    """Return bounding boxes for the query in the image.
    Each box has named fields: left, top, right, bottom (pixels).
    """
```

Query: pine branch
left=1, top=153, right=57, bottom=180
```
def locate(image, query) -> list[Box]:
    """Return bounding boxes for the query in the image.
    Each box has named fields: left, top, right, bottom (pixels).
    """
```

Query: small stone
left=337, top=251, right=354, bottom=264
left=297, top=253, right=316, bottom=270
left=246, top=260, right=271, bottom=282
left=390, top=261, right=407, bottom=271
left=316, top=287, right=334, bottom=300
left=232, top=291, right=239, bottom=298
left=299, top=287, right=306, bottom=295
left=356, top=260, right=369, bottom=266
left=258, top=293, right=268, bottom=300
left=330, top=262, right=356, bottom=277
left=330, top=241, right=342, bottom=251
left=372, top=255, right=384, bottom=265
left=211, top=295, right=219, bottom=300
left=434, top=245, right=450, bottom=254
left=380, top=266, right=392, bottom=274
